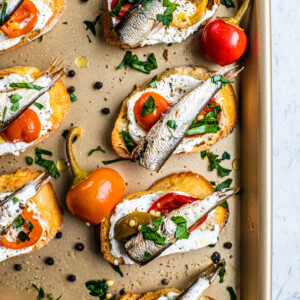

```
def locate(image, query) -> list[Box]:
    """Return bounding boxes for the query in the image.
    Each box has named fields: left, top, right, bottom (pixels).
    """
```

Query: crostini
left=0, top=169, right=64, bottom=262
left=0, top=56, right=69, bottom=156
left=104, top=0, right=220, bottom=48
left=112, top=67, right=237, bottom=170
left=101, top=172, right=237, bottom=265
left=120, top=260, right=223, bottom=299
left=0, top=0, right=66, bottom=53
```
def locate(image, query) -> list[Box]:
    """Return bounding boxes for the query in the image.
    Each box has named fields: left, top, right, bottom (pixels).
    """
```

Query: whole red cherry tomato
left=200, top=0, right=251, bottom=66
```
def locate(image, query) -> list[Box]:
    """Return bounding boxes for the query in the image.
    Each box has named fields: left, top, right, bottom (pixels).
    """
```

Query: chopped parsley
left=26, top=156, right=33, bottom=165
left=186, top=105, right=222, bottom=135
left=0, top=0, right=7, bottom=26
left=2, top=106, right=7, bottom=124
left=26, top=220, right=34, bottom=232
left=85, top=279, right=116, bottom=299
left=216, top=178, right=233, bottom=192
left=111, top=264, right=124, bottom=277
left=48, top=294, right=54, bottom=300
left=210, top=74, right=233, bottom=89
left=221, top=0, right=235, bottom=8
left=210, top=181, right=216, bottom=186
left=201, top=151, right=232, bottom=178
left=32, top=284, right=45, bottom=300
left=10, top=94, right=23, bottom=112
left=222, top=151, right=231, bottom=160
left=117, top=51, right=158, bottom=74
left=88, top=146, right=106, bottom=156
left=144, top=251, right=151, bottom=259
left=171, top=216, right=190, bottom=240
left=18, top=231, right=30, bottom=242
left=9, top=83, right=44, bottom=90
left=149, top=75, right=157, bottom=88
left=156, top=0, right=178, bottom=27
left=87, top=34, right=92, bottom=43
left=167, top=120, right=177, bottom=131
left=70, top=93, right=78, bottom=102
left=122, top=130, right=135, bottom=152
left=34, top=102, right=44, bottom=110
left=13, top=215, right=24, bottom=229
left=219, top=266, right=226, bottom=283
left=140, top=216, right=167, bottom=246
left=141, top=96, right=157, bottom=117
left=12, top=197, right=19, bottom=204
left=35, top=148, right=60, bottom=178
left=102, top=157, right=135, bottom=165
left=119, top=288, right=126, bottom=295
left=227, top=287, right=237, bottom=300
left=144, top=0, right=153, bottom=10
left=83, top=15, right=101, bottom=36
left=62, top=21, right=68, bottom=24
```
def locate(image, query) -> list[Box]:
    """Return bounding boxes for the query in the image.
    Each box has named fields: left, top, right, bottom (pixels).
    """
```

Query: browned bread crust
left=0, top=0, right=66, bottom=53
left=100, top=171, right=229, bottom=265
left=112, top=67, right=237, bottom=159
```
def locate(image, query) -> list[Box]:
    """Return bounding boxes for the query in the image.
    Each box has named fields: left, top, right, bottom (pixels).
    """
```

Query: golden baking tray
left=0, top=0, right=271, bottom=299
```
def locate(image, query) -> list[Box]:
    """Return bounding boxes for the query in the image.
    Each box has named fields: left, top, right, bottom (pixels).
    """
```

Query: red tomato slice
left=134, top=92, right=171, bottom=132
left=111, top=0, right=134, bottom=19
left=1, top=108, right=41, bottom=144
left=1, top=0, right=39, bottom=38
left=147, top=193, right=208, bottom=232
left=0, top=209, right=43, bottom=250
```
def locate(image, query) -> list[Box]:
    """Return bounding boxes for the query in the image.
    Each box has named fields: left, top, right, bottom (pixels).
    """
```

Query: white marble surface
left=272, top=0, right=300, bottom=299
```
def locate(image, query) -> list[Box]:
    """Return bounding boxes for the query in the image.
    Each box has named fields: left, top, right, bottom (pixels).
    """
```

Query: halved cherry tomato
left=134, top=92, right=171, bottom=132
left=1, top=108, right=41, bottom=144
left=0, top=209, right=43, bottom=250
left=1, top=0, right=39, bottom=38
left=147, top=193, right=208, bottom=232
left=111, top=0, right=134, bottom=20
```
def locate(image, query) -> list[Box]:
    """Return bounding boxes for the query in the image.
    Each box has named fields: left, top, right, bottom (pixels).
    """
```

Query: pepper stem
left=66, top=127, right=91, bottom=187
left=221, top=0, right=251, bottom=30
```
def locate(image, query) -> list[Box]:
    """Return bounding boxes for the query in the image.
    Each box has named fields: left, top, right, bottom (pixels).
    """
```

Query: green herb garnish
left=26, top=156, right=33, bottom=165
left=102, top=157, right=135, bottom=165
left=26, top=220, right=34, bottom=232
left=210, top=74, right=233, bottom=89
left=210, top=181, right=216, bottom=186
left=219, top=266, right=226, bottom=283
left=10, top=93, right=23, bottom=104
left=141, top=96, right=158, bottom=117
left=221, top=0, right=235, bottom=8
left=227, top=286, right=237, bottom=300
left=140, top=216, right=167, bottom=246
left=167, top=120, right=177, bottom=131
left=83, top=15, right=100, bottom=36
left=35, top=148, right=60, bottom=178
left=32, top=284, right=45, bottom=300
left=87, top=34, right=92, bottom=43
left=216, top=178, right=233, bottom=191
left=88, top=146, right=106, bottom=156
left=149, top=75, right=157, bottom=88
left=144, top=0, right=153, bottom=10
left=12, top=197, right=19, bottom=204
left=110, top=0, right=126, bottom=17
left=119, top=288, right=126, bottom=295
left=2, top=106, right=7, bottom=124
left=156, top=0, right=178, bottom=27
left=62, top=21, right=68, bottom=24
left=9, top=83, right=44, bottom=90
left=117, top=51, right=158, bottom=74
left=13, top=215, right=24, bottom=229
left=222, top=151, right=231, bottom=160
left=48, top=294, right=54, bottom=300
left=85, top=279, right=115, bottom=300
left=111, top=264, right=124, bottom=277
left=70, top=93, right=78, bottom=102
left=171, top=216, right=190, bottom=240
left=18, top=231, right=30, bottom=242
left=34, top=102, right=44, bottom=110
left=122, top=130, right=135, bottom=152
left=144, top=251, right=151, bottom=259
left=0, top=0, right=7, bottom=26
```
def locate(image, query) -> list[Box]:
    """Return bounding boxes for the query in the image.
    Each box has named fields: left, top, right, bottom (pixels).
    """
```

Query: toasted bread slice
left=104, top=0, right=219, bottom=49
left=121, top=289, right=213, bottom=300
left=0, top=66, right=70, bottom=156
left=0, top=0, right=66, bottom=53
left=100, top=171, right=229, bottom=265
left=0, top=169, right=64, bottom=262
left=112, top=67, right=237, bottom=158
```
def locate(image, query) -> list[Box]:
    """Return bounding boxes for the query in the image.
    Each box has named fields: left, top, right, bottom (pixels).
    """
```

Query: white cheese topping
left=109, top=191, right=220, bottom=265
left=0, top=0, right=53, bottom=51
left=127, top=73, right=225, bottom=154
left=0, top=74, right=53, bottom=156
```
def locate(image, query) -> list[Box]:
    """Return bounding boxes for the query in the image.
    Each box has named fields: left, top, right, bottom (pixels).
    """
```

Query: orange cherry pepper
left=66, top=127, right=126, bottom=225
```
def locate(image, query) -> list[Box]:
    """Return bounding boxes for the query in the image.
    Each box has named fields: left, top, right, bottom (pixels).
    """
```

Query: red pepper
left=147, top=193, right=208, bottom=232
left=111, top=0, right=134, bottom=20
left=200, top=0, right=251, bottom=66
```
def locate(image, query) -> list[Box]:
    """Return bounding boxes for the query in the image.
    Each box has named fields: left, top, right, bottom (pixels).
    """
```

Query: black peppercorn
left=75, top=242, right=84, bottom=251
left=162, top=279, right=169, bottom=285
left=224, top=242, right=232, bottom=249
left=81, top=0, right=88, bottom=2
left=55, top=231, right=63, bottom=239
left=67, top=86, right=75, bottom=94
left=211, top=252, right=221, bottom=264
left=209, top=243, right=216, bottom=248
left=101, top=108, right=110, bottom=115
left=45, top=257, right=55, bottom=265
left=94, top=81, right=103, bottom=89
left=68, top=70, right=76, bottom=77
left=67, top=274, right=76, bottom=282
left=14, top=264, right=22, bottom=271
